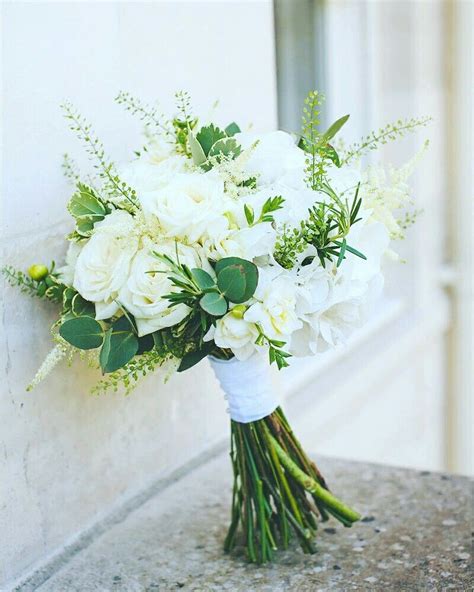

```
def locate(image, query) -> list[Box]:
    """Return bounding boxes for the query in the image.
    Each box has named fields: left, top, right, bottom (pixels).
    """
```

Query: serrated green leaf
left=208, top=138, right=242, bottom=160
left=59, top=316, right=103, bottom=350
left=75, top=218, right=95, bottom=237
left=200, top=292, right=228, bottom=316
left=71, top=293, right=95, bottom=317
left=68, top=183, right=107, bottom=219
left=225, top=122, right=241, bottom=137
left=196, top=124, right=226, bottom=156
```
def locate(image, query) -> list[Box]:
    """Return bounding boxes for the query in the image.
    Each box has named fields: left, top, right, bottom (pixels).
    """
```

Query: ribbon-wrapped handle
left=209, top=355, right=278, bottom=423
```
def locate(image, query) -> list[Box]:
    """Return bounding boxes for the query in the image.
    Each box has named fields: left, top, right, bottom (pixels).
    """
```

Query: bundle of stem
left=225, top=407, right=360, bottom=563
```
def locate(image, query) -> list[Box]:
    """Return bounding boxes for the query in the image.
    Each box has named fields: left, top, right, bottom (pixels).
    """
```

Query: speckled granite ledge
left=28, top=454, right=473, bottom=591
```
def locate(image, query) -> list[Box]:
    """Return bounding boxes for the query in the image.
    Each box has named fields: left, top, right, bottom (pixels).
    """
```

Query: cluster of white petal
left=67, top=126, right=411, bottom=360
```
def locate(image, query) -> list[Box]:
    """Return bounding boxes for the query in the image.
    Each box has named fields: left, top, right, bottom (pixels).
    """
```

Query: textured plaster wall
left=0, top=1, right=278, bottom=586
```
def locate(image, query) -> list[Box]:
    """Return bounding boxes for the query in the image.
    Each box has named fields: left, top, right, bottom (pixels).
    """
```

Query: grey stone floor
left=33, top=453, right=472, bottom=591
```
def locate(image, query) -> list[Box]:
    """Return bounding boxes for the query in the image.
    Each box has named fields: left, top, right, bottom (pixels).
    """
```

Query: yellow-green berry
left=28, top=264, right=49, bottom=281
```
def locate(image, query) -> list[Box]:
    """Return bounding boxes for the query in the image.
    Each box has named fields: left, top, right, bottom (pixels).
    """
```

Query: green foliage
left=216, top=257, right=258, bottom=304
left=188, top=130, right=207, bottom=166
left=191, top=123, right=243, bottom=171
left=342, top=116, right=433, bottom=163
left=61, top=153, right=81, bottom=185
left=244, top=196, right=285, bottom=226
left=2, top=263, right=68, bottom=304
left=177, top=340, right=216, bottom=372
left=200, top=292, right=228, bottom=316
left=173, top=91, right=198, bottom=156
left=90, top=347, right=175, bottom=396
left=68, top=182, right=109, bottom=238
left=208, top=137, right=242, bottom=161
left=59, top=316, right=103, bottom=350
left=320, top=114, right=350, bottom=144
left=99, top=316, right=139, bottom=374
left=254, top=325, right=291, bottom=370
left=191, top=268, right=215, bottom=290
left=274, top=183, right=366, bottom=269
left=71, top=293, right=95, bottom=317
left=61, top=102, right=140, bottom=212
left=300, top=92, right=349, bottom=189
left=115, top=91, right=173, bottom=139
left=196, top=124, right=227, bottom=156
left=225, top=122, right=241, bottom=137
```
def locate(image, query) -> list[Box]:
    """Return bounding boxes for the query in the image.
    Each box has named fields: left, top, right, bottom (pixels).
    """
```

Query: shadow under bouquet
left=3, top=91, right=430, bottom=563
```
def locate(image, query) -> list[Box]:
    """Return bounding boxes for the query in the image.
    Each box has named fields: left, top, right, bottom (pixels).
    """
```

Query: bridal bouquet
left=3, top=90, right=429, bottom=563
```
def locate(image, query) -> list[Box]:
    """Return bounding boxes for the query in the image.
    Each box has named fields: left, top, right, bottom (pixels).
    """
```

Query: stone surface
left=27, top=454, right=472, bottom=591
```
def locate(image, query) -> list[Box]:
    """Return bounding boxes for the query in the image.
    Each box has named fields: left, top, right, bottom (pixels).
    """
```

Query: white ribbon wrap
left=210, top=355, right=278, bottom=423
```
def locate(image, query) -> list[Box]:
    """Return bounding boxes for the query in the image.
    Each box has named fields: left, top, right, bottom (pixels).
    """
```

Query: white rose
left=244, top=268, right=302, bottom=340
left=73, top=210, right=138, bottom=320
left=202, top=223, right=276, bottom=262
left=204, top=312, right=259, bottom=361
left=119, top=242, right=206, bottom=337
left=236, top=131, right=306, bottom=186
left=140, top=171, right=226, bottom=243
left=119, top=155, right=188, bottom=194
left=57, top=241, right=83, bottom=286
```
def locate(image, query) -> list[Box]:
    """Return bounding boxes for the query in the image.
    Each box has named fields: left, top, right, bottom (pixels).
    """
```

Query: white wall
left=0, top=1, right=277, bottom=587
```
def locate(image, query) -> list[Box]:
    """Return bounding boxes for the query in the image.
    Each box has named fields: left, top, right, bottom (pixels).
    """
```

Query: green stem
left=267, top=431, right=360, bottom=524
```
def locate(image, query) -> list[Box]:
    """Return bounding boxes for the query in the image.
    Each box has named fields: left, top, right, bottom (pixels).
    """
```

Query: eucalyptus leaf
left=191, top=268, right=215, bottom=291
left=99, top=318, right=139, bottom=373
left=59, top=316, right=103, bottom=350
left=196, top=124, right=226, bottom=156
left=215, top=257, right=258, bottom=303
left=200, top=292, right=228, bottom=316
left=217, top=265, right=247, bottom=303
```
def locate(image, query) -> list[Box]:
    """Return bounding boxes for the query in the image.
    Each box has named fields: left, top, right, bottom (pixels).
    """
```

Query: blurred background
left=1, top=0, right=472, bottom=587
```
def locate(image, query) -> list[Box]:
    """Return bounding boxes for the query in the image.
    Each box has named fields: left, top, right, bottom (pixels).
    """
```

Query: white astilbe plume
left=361, top=140, right=429, bottom=239
left=214, top=141, right=260, bottom=199
left=27, top=343, right=69, bottom=391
